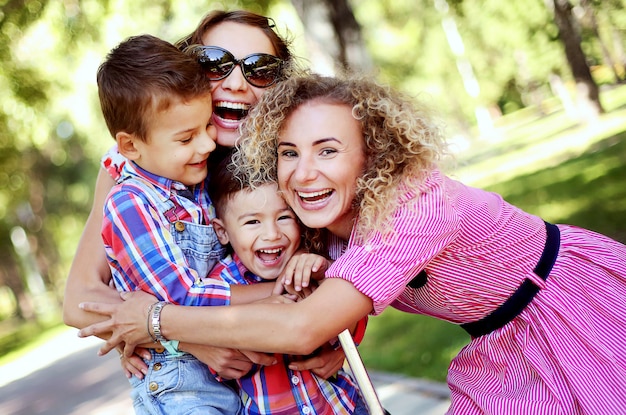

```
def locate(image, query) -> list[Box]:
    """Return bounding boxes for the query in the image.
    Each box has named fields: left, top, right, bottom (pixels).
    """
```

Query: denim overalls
left=122, top=177, right=241, bottom=415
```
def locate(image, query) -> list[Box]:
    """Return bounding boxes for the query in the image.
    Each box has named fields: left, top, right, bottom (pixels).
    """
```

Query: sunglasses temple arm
left=338, top=329, right=388, bottom=415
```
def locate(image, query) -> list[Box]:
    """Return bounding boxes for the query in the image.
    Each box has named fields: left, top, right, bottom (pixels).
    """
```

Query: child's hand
left=255, top=293, right=298, bottom=304
left=281, top=252, right=331, bottom=293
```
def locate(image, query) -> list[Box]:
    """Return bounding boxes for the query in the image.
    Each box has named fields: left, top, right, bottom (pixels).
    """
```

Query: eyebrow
left=173, top=127, right=197, bottom=137
left=277, top=137, right=340, bottom=147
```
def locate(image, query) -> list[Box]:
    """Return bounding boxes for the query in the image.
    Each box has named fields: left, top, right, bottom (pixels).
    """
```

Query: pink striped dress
left=326, top=169, right=626, bottom=414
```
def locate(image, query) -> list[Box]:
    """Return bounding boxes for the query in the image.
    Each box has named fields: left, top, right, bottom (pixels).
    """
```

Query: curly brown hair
left=234, top=73, right=447, bottom=244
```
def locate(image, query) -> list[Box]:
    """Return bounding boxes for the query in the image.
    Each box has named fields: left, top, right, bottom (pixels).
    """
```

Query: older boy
left=97, top=34, right=242, bottom=415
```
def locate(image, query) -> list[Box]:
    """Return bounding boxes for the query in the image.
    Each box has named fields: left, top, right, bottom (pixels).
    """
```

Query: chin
left=216, top=130, right=240, bottom=148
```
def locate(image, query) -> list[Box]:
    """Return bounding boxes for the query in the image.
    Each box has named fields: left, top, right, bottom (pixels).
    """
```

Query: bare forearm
left=229, top=281, right=275, bottom=304
left=63, top=168, right=117, bottom=330
left=161, top=278, right=372, bottom=355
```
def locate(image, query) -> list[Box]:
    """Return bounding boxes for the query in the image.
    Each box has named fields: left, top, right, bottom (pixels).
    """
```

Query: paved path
left=0, top=328, right=450, bottom=414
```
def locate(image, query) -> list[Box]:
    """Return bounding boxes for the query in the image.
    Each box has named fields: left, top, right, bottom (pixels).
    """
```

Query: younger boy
left=97, top=34, right=243, bottom=415
left=207, top=151, right=369, bottom=415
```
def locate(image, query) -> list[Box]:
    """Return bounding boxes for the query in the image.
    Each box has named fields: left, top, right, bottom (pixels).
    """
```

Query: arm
left=63, top=168, right=119, bottom=329
left=166, top=278, right=371, bottom=355
left=79, top=277, right=372, bottom=357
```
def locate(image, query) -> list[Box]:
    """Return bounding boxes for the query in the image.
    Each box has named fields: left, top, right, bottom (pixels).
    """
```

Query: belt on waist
left=461, top=221, right=560, bottom=338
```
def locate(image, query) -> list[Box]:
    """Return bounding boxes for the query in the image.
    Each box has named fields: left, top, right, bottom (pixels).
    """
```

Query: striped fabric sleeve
left=327, top=178, right=460, bottom=315
left=102, top=188, right=231, bottom=306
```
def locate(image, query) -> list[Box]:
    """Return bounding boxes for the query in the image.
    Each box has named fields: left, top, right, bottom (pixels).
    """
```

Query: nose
left=293, top=155, right=318, bottom=183
left=261, top=221, right=282, bottom=241
left=198, top=125, right=217, bottom=154
left=220, top=64, right=248, bottom=91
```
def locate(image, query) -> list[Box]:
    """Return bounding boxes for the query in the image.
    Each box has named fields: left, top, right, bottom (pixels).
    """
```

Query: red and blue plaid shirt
left=102, top=160, right=231, bottom=305
left=209, top=254, right=367, bottom=415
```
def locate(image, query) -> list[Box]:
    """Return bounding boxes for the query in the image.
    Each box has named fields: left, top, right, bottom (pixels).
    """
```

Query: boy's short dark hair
left=97, top=34, right=212, bottom=141
left=208, top=149, right=251, bottom=219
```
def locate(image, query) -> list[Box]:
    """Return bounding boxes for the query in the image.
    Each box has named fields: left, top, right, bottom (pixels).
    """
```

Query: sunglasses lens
left=196, top=48, right=235, bottom=80
left=242, top=54, right=283, bottom=88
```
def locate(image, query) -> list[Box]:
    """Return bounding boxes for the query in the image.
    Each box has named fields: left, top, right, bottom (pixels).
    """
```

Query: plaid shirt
left=209, top=254, right=367, bottom=415
left=102, top=161, right=231, bottom=305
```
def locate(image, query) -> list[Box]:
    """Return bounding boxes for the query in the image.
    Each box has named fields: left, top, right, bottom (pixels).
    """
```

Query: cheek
left=210, top=81, right=221, bottom=94
left=251, top=88, right=265, bottom=103
left=276, top=162, right=289, bottom=190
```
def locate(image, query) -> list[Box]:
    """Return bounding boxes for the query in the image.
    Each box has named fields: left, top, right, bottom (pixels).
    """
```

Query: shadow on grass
left=487, top=131, right=626, bottom=243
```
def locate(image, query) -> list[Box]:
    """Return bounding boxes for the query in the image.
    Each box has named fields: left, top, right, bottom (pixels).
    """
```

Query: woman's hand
left=78, top=290, right=158, bottom=357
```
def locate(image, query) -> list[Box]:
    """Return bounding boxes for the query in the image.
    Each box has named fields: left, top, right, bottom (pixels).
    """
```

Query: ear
left=212, top=218, right=230, bottom=245
left=116, top=131, right=141, bottom=160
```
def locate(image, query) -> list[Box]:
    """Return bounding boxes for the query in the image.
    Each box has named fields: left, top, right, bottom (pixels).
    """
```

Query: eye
left=320, top=148, right=337, bottom=156
left=278, top=214, right=296, bottom=222
left=279, top=149, right=297, bottom=158
left=180, top=136, right=193, bottom=144
left=244, top=219, right=260, bottom=226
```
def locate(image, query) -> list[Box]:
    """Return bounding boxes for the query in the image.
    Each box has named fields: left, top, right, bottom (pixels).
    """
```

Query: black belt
left=461, top=221, right=560, bottom=338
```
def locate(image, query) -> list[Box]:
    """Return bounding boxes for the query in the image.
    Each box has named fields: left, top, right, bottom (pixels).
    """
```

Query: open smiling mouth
left=298, top=189, right=333, bottom=203
left=257, top=248, right=282, bottom=262
left=214, top=101, right=250, bottom=121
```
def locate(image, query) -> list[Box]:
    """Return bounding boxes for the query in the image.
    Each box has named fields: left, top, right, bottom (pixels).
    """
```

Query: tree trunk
left=551, top=0, right=604, bottom=119
left=580, top=0, right=622, bottom=83
left=290, top=0, right=372, bottom=74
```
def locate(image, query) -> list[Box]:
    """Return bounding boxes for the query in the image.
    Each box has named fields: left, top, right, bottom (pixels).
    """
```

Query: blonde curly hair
left=234, top=73, right=447, bottom=244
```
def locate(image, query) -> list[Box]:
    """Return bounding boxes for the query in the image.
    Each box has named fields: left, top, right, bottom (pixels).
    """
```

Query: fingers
left=240, top=350, right=277, bottom=366
left=120, top=353, right=149, bottom=379
left=282, top=253, right=325, bottom=292
left=122, top=342, right=138, bottom=358
left=97, top=339, right=119, bottom=356
left=78, top=301, right=116, bottom=316
left=289, top=347, right=345, bottom=379
left=77, top=320, right=113, bottom=338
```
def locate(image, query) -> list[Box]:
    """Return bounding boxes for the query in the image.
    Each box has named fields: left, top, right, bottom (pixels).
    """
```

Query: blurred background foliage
left=1, top=0, right=625, bottom=381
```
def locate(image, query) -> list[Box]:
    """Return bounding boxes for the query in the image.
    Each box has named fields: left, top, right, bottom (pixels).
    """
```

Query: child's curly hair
left=233, top=73, right=447, bottom=245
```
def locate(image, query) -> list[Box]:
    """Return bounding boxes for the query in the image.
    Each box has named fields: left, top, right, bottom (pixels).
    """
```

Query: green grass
left=0, top=319, right=65, bottom=365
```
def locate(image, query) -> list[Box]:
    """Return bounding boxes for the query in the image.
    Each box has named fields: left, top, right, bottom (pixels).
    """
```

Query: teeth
left=215, top=101, right=250, bottom=110
left=298, top=189, right=332, bottom=198
left=259, top=248, right=282, bottom=254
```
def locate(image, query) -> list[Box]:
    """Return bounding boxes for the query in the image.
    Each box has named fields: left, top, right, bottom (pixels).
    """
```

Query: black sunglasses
left=185, top=45, right=283, bottom=88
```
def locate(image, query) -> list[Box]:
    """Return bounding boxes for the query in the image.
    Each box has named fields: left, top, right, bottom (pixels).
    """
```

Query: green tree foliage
left=353, top=0, right=626, bottom=129
left=0, top=0, right=279, bottom=322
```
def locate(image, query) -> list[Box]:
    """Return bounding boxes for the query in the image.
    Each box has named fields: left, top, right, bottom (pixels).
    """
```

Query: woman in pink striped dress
left=80, top=74, right=626, bottom=414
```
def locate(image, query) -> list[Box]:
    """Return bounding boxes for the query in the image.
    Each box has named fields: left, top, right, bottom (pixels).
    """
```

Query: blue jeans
left=129, top=349, right=242, bottom=415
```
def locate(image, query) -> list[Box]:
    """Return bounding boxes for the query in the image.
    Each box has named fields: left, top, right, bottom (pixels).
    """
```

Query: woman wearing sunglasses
left=63, top=10, right=345, bottom=383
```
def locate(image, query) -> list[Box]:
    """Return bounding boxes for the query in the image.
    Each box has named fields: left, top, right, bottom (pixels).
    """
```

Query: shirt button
left=154, top=347, right=165, bottom=353
left=175, top=221, right=185, bottom=232
left=153, top=362, right=162, bottom=371
left=291, top=375, right=300, bottom=385
left=302, top=405, right=311, bottom=414
left=149, top=381, right=159, bottom=392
